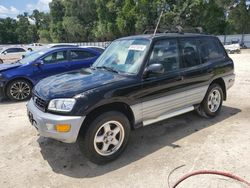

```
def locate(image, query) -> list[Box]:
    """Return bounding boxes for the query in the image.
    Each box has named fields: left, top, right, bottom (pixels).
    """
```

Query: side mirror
left=33, top=60, right=44, bottom=67
left=144, top=63, right=164, bottom=77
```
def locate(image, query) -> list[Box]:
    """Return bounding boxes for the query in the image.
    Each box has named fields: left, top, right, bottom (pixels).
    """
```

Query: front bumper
left=27, top=99, right=85, bottom=143
left=0, top=80, right=6, bottom=100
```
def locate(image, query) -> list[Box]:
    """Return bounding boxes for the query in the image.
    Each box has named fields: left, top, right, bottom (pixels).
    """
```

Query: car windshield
left=18, top=50, right=46, bottom=64
left=92, top=39, right=150, bottom=74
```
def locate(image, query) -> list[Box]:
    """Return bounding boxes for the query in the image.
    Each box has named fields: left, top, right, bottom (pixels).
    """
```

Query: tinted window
left=180, top=38, right=200, bottom=68
left=70, top=50, right=96, bottom=60
left=16, top=48, right=26, bottom=52
left=148, top=39, right=179, bottom=73
left=43, top=51, right=67, bottom=64
left=198, top=38, right=225, bottom=63
left=5, top=48, right=25, bottom=53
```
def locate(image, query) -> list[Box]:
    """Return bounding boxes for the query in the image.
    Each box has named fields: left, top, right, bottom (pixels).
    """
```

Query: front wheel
left=6, top=79, right=32, bottom=101
left=78, top=111, right=131, bottom=164
left=196, top=84, right=223, bottom=118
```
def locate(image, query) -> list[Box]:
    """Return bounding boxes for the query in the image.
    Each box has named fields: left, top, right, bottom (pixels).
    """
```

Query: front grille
left=33, top=95, right=47, bottom=111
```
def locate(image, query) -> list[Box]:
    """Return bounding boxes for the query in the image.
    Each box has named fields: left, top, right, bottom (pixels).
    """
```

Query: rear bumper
left=27, top=99, right=85, bottom=143
left=223, top=73, right=235, bottom=90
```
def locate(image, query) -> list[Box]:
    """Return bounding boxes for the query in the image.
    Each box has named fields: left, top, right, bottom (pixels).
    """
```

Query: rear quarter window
left=198, top=38, right=225, bottom=63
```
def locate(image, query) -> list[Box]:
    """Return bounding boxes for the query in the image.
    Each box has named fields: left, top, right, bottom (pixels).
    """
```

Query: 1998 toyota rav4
left=27, top=33, right=235, bottom=164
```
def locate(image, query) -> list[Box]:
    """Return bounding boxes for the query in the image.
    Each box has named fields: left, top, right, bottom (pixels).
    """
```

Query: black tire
left=78, top=111, right=131, bottom=165
left=196, top=84, right=223, bottom=118
left=6, top=79, right=32, bottom=101
left=0, top=59, right=3, bottom=64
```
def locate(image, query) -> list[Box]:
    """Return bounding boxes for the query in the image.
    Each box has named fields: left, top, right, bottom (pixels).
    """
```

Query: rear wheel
left=6, top=79, right=32, bottom=101
left=78, top=111, right=131, bottom=164
left=196, top=84, right=223, bottom=118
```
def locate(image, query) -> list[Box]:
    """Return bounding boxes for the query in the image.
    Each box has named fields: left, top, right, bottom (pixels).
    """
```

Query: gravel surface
left=0, top=52, right=249, bottom=188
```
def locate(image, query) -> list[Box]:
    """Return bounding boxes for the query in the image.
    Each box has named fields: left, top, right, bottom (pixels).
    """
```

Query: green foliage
left=228, top=1, right=250, bottom=34
left=0, top=0, right=250, bottom=44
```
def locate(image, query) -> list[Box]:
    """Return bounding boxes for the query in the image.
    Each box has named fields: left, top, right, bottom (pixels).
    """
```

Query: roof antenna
left=153, top=3, right=170, bottom=36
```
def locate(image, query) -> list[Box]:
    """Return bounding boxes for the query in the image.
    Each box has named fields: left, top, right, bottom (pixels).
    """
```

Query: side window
left=148, top=39, right=179, bottom=73
left=198, top=38, right=225, bottom=63
left=70, top=50, right=96, bottom=60
left=5, top=48, right=25, bottom=53
left=5, top=48, right=17, bottom=53
left=43, top=51, right=67, bottom=64
left=16, top=48, right=26, bottom=52
left=179, top=38, right=200, bottom=68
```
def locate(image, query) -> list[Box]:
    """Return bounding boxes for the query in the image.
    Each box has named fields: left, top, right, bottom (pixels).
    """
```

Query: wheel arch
left=79, top=102, right=135, bottom=136
left=210, top=78, right=226, bottom=100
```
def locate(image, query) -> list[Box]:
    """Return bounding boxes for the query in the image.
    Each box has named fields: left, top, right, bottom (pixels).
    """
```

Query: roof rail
left=143, top=26, right=204, bottom=35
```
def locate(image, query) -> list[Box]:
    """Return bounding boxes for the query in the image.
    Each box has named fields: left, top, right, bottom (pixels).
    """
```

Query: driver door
left=32, top=50, right=70, bottom=83
left=140, top=39, right=183, bottom=126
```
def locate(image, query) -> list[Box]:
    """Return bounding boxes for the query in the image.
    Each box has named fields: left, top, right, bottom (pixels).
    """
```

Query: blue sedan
left=0, top=47, right=101, bottom=101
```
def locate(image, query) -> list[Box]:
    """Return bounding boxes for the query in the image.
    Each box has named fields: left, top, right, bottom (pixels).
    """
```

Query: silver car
left=0, top=47, right=27, bottom=64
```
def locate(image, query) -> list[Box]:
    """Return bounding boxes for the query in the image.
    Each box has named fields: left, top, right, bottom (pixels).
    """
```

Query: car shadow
left=38, top=105, right=240, bottom=178
left=0, top=97, right=28, bottom=104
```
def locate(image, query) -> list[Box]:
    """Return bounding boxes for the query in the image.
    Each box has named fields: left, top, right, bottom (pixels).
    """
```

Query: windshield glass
left=93, top=39, right=150, bottom=74
left=18, top=50, right=46, bottom=64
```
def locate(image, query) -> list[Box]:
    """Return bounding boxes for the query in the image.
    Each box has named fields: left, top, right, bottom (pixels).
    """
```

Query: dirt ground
left=0, top=51, right=250, bottom=188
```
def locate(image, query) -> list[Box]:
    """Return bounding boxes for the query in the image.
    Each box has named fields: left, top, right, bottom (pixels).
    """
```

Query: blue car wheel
left=6, top=79, right=32, bottom=101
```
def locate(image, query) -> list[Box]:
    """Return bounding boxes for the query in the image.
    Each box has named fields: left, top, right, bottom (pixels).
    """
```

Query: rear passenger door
left=69, top=49, right=98, bottom=70
left=141, top=39, right=183, bottom=125
left=178, top=37, right=213, bottom=107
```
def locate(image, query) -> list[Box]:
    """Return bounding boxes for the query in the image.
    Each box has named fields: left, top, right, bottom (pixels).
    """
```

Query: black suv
left=27, top=33, right=235, bottom=164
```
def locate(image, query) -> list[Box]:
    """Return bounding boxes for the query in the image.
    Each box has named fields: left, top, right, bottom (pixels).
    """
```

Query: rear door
left=178, top=37, right=211, bottom=107
left=140, top=38, right=183, bottom=125
left=69, top=49, right=99, bottom=70
left=32, top=50, right=70, bottom=82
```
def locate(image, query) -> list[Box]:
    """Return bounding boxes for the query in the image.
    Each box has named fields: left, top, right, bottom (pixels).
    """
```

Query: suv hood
left=0, top=63, right=21, bottom=72
left=34, top=68, right=127, bottom=100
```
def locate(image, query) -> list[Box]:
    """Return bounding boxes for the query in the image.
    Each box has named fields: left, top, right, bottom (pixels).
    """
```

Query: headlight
left=48, top=98, right=76, bottom=112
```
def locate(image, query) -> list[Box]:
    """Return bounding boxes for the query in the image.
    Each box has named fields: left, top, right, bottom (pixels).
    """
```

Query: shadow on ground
left=38, top=105, right=240, bottom=178
left=0, top=97, right=28, bottom=104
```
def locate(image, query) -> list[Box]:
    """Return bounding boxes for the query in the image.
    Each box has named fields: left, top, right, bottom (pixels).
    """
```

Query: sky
left=0, top=0, right=52, bottom=18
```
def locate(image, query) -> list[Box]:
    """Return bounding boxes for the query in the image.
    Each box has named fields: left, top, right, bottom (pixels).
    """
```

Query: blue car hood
left=34, top=68, right=126, bottom=100
left=0, top=63, right=21, bottom=72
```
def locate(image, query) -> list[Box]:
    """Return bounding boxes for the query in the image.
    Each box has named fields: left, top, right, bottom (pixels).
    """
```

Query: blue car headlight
left=48, top=98, right=76, bottom=112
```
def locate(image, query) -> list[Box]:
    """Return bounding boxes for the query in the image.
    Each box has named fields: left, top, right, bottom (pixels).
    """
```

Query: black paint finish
left=33, top=34, right=234, bottom=127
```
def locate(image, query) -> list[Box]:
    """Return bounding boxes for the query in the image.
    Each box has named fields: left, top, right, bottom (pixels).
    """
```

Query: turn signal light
left=56, top=124, right=71, bottom=132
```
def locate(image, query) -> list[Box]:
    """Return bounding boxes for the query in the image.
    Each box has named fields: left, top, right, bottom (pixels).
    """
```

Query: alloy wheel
left=10, top=81, right=31, bottom=100
left=94, top=120, right=125, bottom=156
left=207, top=89, right=221, bottom=113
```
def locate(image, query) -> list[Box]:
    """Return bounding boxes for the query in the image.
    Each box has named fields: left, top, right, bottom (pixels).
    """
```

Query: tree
left=62, top=0, right=98, bottom=41
left=49, top=0, right=66, bottom=42
left=16, top=13, right=34, bottom=43
left=0, top=18, right=18, bottom=44
left=228, top=0, right=250, bottom=34
left=93, top=0, right=122, bottom=40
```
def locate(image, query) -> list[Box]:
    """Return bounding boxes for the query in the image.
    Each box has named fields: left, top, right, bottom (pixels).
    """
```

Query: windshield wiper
left=95, top=66, right=119, bottom=73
